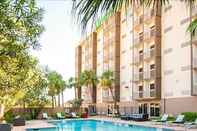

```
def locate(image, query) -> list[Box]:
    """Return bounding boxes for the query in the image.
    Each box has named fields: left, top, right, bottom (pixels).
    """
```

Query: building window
left=139, top=67, right=143, bottom=73
left=164, top=26, right=173, bottom=33
left=150, top=64, right=155, bottom=70
left=150, top=103, right=160, bottom=116
left=150, top=83, right=155, bottom=90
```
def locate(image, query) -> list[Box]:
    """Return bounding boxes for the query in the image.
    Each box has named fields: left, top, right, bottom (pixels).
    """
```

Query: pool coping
left=12, top=117, right=196, bottom=131
left=25, top=118, right=184, bottom=131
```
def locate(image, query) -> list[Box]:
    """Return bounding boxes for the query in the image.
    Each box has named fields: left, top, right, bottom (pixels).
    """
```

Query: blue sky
left=32, top=0, right=81, bottom=101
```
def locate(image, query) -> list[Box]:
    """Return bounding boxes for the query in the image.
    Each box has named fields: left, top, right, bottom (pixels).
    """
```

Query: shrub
left=182, top=112, right=197, bottom=122
left=4, top=110, right=15, bottom=123
left=167, top=116, right=175, bottom=121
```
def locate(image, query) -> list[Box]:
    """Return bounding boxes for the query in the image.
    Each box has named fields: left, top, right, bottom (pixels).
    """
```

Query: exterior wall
left=75, top=1, right=197, bottom=116
left=120, top=6, right=133, bottom=103
left=77, top=32, right=97, bottom=106
left=96, top=12, right=121, bottom=112
left=161, top=0, right=197, bottom=114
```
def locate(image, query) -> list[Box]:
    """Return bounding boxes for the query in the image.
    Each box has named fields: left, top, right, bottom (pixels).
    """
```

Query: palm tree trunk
left=61, top=91, right=64, bottom=107
left=52, top=96, right=54, bottom=108
left=58, top=94, right=61, bottom=107
left=109, top=86, right=117, bottom=114
left=74, top=87, right=77, bottom=99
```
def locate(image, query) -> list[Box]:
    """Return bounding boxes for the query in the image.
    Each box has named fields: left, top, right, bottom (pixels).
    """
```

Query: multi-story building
left=96, top=12, right=121, bottom=114
left=75, top=1, right=197, bottom=116
left=75, top=32, right=97, bottom=108
left=161, top=1, right=197, bottom=114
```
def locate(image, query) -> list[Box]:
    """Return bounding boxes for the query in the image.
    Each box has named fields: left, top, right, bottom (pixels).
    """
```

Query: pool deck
left=12, top=116, right=197, bottom=131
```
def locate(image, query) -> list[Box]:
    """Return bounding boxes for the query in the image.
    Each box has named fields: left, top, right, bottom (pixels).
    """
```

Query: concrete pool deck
left=12, top=117, right=197, bottom=131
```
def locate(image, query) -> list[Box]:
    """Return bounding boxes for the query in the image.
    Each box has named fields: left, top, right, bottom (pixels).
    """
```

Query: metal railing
left=133, top=89, right=157, bottom=99
left=134, top=35, right=144, bottom=46
left=193, top=57, right=197, bottom=68
left=144, top=49, right=155, bottom=59
left=143, top=69, right=155, bottom=80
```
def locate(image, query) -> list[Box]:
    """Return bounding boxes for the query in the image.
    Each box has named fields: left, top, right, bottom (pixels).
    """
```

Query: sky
left=32, top=0, right=81, bottom=102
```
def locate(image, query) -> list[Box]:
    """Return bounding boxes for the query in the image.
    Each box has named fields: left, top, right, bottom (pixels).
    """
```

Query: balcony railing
left=139, top=72, right=143, bottom=80
left=192, top=82, right=197, bottom=95
left=133, top=89, right=157, bottom=99
left=133, top=74, right=140, bottom=82
left=134, top=16, right=143, bottom=25
left=144, top=29, right=160, bottom=40
left=134, top=36, right=144, bottom=46
left=192, top=5, right=197, bottom=17
left=144, top=49, right=155, bottom=59
left=193, top=57, right=197, bottom=69
left=143, top=69, right=156, bottom=80
left=133, top=55, right=139, bottom=64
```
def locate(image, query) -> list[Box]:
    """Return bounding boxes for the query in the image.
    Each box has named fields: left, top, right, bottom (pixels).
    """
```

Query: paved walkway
left=12, top=117, right=197, bottom=131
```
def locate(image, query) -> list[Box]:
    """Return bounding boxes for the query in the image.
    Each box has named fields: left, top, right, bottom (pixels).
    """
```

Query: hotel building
left=75, top=32, right=97, bottom=107
left=75, top=1, right=197, bottom=116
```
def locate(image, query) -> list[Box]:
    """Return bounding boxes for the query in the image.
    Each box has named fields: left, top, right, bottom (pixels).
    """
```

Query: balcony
left=102, top=92, right=113, bottom=102
left=144, top=49, right=155, bottom=60
left=133, top=89, right=157, bottom=100
left=143, top=69, right=156, bottom=80
left=192, top=5, right=197, bottom=18
left=133, top=55, right=140, bottom=64
left=144, top=29, right=160, bottom=41
left=193, top=57, right=197, bottom=69
left=133, top=74, right=139, bottom=82
left=192, top=82, right=197, bottom=95
left=134, top=16, right=143, bottom=31
left=134, top=36, right=144, bottom=46
left=139, top=72, right=144, bottom=80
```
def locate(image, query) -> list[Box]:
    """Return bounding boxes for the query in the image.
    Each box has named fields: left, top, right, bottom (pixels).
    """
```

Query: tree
left=47, top=71, right=66, bottom=108
left=72, top=0, right=197, bottom=34
left=67, top=77, right=82, bottom=99
left=20, top=67, right=49, bottom=108
left=80, top=70, right=98, bottom=103
left=99, top=70, right=117, bottom=114
left=0, top=45, right=45, bottom=119
left=0, top=0, right=44, bottom=49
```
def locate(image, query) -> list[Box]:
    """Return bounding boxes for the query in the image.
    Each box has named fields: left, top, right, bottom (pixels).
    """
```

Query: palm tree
left=99, top=70, right=118, bottom=114
left=72, top=0, right=197, bottom=34
left=68, top=77, right=82, bottom=99
left=47, top=71, right=66, bottom=108
left=80, top=70, right=98, bottom=103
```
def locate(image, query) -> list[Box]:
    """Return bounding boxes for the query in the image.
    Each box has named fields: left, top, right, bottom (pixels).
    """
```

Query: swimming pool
left=27, top=120, right=173, bottom=131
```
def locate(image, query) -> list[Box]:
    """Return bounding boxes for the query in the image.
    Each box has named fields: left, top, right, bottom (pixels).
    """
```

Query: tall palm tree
left=80, top=70, right=98, bottom=103
left=68, top=77, right=82, bottom=99
left=99, top=70, right=118, bottom=114
left=72, top=0, right=197, bottom=34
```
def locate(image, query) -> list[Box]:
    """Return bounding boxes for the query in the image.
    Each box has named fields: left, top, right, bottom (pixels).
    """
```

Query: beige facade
left=75, top=1, right=197, bottom=116
left=96, top=12, right=121, bottom=113
left=75, top=32, right=97, bottom=107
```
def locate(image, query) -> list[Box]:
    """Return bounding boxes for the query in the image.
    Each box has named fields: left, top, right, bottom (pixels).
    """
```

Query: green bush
left=4, top=110, right=15, bottom=123
left=182, top=112, right=197, bottom=122
left=167, top=116, right=175, bottom=121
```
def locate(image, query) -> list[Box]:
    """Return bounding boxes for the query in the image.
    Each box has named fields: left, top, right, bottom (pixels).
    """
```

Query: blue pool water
left=27, top=120, right=173, bottom=131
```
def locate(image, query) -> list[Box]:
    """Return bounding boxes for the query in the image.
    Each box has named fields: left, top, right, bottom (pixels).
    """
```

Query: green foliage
left=80, top=70, right=98, bottom=87
left=182, top=112, right=197, bottom=122
left=4, top=110, right=15, bottom=123
left=69, top=99, right=83, bottom=109
left=167, top=116, right=175, bottom=121
left=47, top=70, right=66, bottom=107
left=0, top=0, right=44, bottom=48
